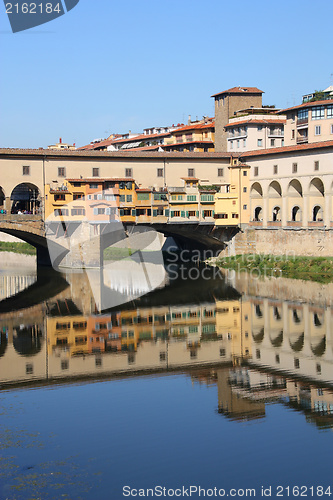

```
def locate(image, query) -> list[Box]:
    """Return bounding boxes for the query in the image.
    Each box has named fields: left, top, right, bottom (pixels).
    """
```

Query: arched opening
left=312, top=205, right=323, bottom=222
left=288, top=179, right=303, bottom=198
left=10, top=183, right=41, bottom=215
left=0, top=332, right=8, bottom=357
left=289, top=333, right=304, bottom=352
left=270, top=330, right=283, bottom=347
left=311, top=336, right=326, bottom=357
left=268, top=181, right=282, bottom=197
left=291, top=205, right=302, bottom=222
left=252, top=327, right=264, bottom=344
left=0, top=187, right=5, bottom=213
left=254, top=206, right=263, bottom=221
left=272, top=206, right=281, bottom=222
left=251, top=182, right=263, bottom=197
left=309, top=178, right=325, bottom=197
left=13, top=325, right=42, bottom=356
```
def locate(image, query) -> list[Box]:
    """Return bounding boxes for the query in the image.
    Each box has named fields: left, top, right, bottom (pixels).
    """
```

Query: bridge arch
left=10, top=183, right=41, bottom=215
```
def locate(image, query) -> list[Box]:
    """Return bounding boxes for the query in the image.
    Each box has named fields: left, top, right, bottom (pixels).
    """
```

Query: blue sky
left=1, top=0, right=332, bottom=148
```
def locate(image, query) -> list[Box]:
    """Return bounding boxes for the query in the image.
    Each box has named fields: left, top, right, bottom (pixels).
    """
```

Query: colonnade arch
left=10, top=183, right=41, bottom=214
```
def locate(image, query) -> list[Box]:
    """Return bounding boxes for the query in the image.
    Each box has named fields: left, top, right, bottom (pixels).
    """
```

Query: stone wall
left=222, top=228, right=333, bottom=257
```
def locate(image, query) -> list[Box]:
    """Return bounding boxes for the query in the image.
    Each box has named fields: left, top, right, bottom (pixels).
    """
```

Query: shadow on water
left=0, top=268, right=69, bottom=313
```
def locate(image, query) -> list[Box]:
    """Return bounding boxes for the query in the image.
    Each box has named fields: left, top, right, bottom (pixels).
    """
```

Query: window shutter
left=186, top=211, right=189, bottom=218
left=181, top=211, right=185, bottom=218
left=153, top=209, right=157, bottom=217
left=170, top=211, right=174, bottom=218
left=196, top=211, right=199, bottom=218
left=202, top=210, right=205, bottom=218
left=131, top=209, right=136, bottom=216
left=119, top=209, right=124, bottom=216
left=165, top=209, right=169, bottom=217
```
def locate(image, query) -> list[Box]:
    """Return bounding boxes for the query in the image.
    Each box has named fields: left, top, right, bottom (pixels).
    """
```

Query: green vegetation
left=103, top=246, right=133, bottom=260
left=0, top=241, right=36, bottom=255
left=211, top=254, right=333, bottom=283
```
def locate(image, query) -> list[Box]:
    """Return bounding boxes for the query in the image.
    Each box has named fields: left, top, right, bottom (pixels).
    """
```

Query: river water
left=0, top=256, right=333, bottom=500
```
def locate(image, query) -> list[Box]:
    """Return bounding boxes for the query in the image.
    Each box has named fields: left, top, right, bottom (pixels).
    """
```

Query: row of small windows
left=22, top=167, right=225, bottom=178
left=253, top=160, right=320, bottom=176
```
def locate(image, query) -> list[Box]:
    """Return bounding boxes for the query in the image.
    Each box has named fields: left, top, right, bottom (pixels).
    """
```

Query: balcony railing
left=297, top=118, right=308, bottom=126
left=296, top=136, right=308, bottom=144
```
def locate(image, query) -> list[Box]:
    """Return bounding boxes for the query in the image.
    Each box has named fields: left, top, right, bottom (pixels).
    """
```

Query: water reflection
left=0, top=261, right=333, bottom=427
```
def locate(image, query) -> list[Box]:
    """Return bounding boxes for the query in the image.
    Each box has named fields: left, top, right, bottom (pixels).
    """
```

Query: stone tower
left=212, top=87, right=263, bottom=152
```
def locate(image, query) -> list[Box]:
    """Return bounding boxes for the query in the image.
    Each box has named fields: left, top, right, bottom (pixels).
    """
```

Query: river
left=0, top=254, right=333, bottom=500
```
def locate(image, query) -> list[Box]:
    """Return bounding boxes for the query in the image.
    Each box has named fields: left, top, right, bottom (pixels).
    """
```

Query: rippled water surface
left=1, top=260, right=333, bottom=499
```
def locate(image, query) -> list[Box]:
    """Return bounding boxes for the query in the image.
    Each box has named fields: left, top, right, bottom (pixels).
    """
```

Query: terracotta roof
left=0, top=148, right=233, bottom=159
left=124, top=145, right=161, bottom=151
left=111, top=131, right=171, bottom=144
left=225, top=118, right=286, bottom=128
left=242, top=140, right=333, bottom=158
left=278, top=100, right=333, bottom=114
left=172, top=121, right=215, bottom=133
left=66, top=178, right=135, bottom=183
left=211, top=87, right=264, bottom=98
left=163, top=140, right=214, bottom=148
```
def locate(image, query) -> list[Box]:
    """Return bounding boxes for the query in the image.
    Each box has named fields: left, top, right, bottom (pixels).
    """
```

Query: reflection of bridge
left=0, top=214, right=239, bottom=267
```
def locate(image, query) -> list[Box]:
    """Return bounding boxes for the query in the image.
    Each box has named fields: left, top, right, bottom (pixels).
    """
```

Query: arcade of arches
left=0, top=183, right=41, bottom=214
left=250, top=178, right=332, bottom=227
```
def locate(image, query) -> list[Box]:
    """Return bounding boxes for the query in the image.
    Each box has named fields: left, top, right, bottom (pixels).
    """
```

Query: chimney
left=59, top=137, right=62, bottom=144
left=188, top=115, right=191, bottom=125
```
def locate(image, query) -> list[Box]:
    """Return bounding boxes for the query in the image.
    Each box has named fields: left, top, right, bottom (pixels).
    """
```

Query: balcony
left=267, top=131, right=284, bottom=137
left=296, top=135, right=308, bottom=144
left=297, top=118, right=308, bottom=127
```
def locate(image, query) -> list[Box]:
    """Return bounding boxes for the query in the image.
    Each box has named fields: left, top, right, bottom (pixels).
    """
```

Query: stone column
left=302, top=193, right=309, bottom=228
left=282, top=195, right=288, bottom=227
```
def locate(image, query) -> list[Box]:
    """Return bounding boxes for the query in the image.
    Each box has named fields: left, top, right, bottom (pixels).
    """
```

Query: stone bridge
left=0, top=214, right=240, bottom=267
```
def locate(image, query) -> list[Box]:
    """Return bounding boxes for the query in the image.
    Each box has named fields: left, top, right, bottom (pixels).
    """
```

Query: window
left=243, top=139, right=246, bottom=147
left=119, top=195, right=125, bottom=202
left=220, top=348, right=226, bottom=357
left=58, top=167, right=66, bottom=177
left=275, top=354, right=280, bottom=364
left=315, top=125, right=321, bottom=135
left=23, top=165, right=30, bottom=175
left=257, top=139, right=263, bottom=147
left=256, top=349, right=261, bottom=359
left=160, top=352, right=166, bottom=361
left=314, top=161, right=319, bottom=171
left=54, top=194, right=65, bottom=201
left=237, top=140, right=240, bottom=148
left=243, top=187, right=247, bottom=193
left=125, top=168, right=132, bottom=178
left=294, top=358, right=300, bottom=369
left=92, top=168, right=99, bottom=177
left=71, top=208, right=85, bottom=216
left=26, top=363, right=33, bottom=374
left=254, top=166, right=259, bottom=176
left=187, top=195, right=197, bottom=201
left=273, top=164, right=278, bottom=174
left=243, top=170, right=247, bottom=176
left=89, top=183, right=98, bottom=189
left=157, top=168, right=163, bottom=177
left=232, top=213, right=239, bottom=218
left=257, top=125, right=262, bottom=131
left=126, top=195, right=132, bottom=202
left=201, top=194, right=214, bottom=202
left=292, top=162, right=298, bottom=173
left=291, top=129, right=295, bottom=140
left=230, top=141, right=234, bottom=149
left=297, top=109, right=308, bottom=120
left=188, top=168, right=195, bottom=177
left=73, top=193, right=83, bottom=200
left=312, top=106, right=325, bottom=120
left=218, top=168, right=224, bottom=177
left=243, top=204, right=247, bottom=210
left=327, top=105, right=333, bottom=118
left=137, top=192, right=149, bottom=201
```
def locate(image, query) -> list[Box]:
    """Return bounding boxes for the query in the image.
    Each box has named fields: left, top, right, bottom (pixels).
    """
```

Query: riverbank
left=0, top=241, right=36, bottom=255
left=208, top=254, right=333, bottom=283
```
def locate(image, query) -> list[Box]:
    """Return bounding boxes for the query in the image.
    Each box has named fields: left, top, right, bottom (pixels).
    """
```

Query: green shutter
left=119, top=209, right=124, bottom=216
left=196, top=211, right=199, bottom=218
left=165, top=209, right=169, bottom=217
left=131, top=209, right=136, bottom=216
left=153, top=209, right=157, bottom=217
left=186, top=211, right=189, bottom=218
left=181, top=210, right=185, bottom=218
left=202, top=210, right=205, bottom=218
left=171, top=211, right=174, bottom=218
left=212, top=210, right=215, bottom=217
